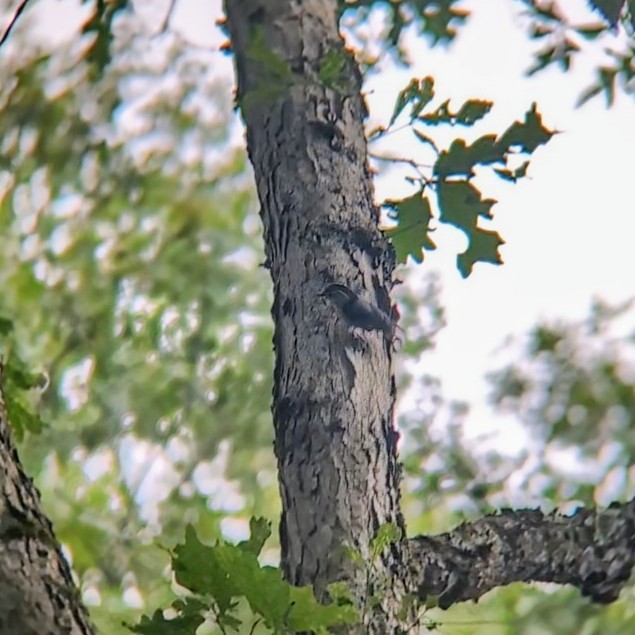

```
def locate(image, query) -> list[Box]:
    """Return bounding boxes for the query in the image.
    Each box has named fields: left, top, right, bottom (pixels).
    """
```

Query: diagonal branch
left=406, top=503, right=635, bottom=609
left=0, top=0, right=32, bottom=50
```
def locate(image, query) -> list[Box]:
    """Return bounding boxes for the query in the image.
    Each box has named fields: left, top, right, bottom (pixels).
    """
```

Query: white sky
left=360, top=1, right=635, bottom=449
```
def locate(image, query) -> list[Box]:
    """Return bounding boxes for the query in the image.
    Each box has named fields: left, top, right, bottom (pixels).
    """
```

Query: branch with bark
left=406, top=503, right=635, bottom=609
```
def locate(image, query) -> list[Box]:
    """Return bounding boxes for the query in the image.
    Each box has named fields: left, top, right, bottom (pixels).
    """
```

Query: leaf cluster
left=129, top=519, right=358, bottom=635
left=0, top=12, right=277, bottom=628
left=339, top=0, right=470, bottom=51
left=520, top=0, right=635, bottom=106
left=0, top=318, right=47, bottom=440
left=378, top=78, right=554, bottom=276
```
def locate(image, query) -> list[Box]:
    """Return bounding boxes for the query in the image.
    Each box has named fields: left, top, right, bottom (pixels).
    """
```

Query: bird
left=320, top=283, right=394, bottom=340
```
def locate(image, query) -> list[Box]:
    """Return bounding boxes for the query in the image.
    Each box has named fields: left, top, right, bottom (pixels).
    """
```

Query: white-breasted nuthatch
left=320, top=283, right=394, bottom=339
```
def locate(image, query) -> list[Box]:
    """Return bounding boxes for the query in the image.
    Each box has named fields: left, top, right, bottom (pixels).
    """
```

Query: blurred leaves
left=0, top=5, right=275, bottom=627
left=520, top=0, right=635, bottom=105
left=82, top=0, right=131, bottom=75
left=0, top=316, right=47, bottom=441
left=488, top=297, right=635, bottom=504
left=339, top=0, right=470, bottom=55
left=130, top=523, right=358, bottom=634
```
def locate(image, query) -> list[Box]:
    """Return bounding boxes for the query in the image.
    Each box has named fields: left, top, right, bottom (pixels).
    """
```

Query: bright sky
left=360, top=1, right=635, bottom=450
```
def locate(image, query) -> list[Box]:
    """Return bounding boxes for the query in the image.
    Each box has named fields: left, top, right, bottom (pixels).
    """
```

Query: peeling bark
left=0, top=364, right=95, bottom=634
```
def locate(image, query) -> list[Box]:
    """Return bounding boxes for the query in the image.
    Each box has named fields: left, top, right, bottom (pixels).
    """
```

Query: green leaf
left=5, top=354, right=46, bottom=390
left=238, top=517, right=272, bottom=556
left=128, top=609, right=204, bottom=635
left=455, top=99, right=494, bottom=125
left=533, top=3, right=563, bottom=21
left=383, top=192, right=436, bottom=263
left=326, top=581, right=355, bottom=605
left=599, top=66, right=618, bottom=105
left=457, top=228, right=505, bottom=278
left=576, top=83, right=604, bottom=107
left=497, top=103, right=555, bottom=153
left=494, top=160, right=530, bottom=182
left=527, top=45, right=558, bottom=76
left=419, top=99, right=493, bottom=126
left=389, top=77, right=435, bottom=125
left=437, top=180, right=496, bottom=228
left=0, top=317, right=14, bottom=336
left=172, top=525, right=316, bottom=631
left=437, top=180, right=502, bottom=277
left=371, top=523, right=402, bottom=559
left=172, top=525, right=237, bottom=613
left=319, top=49, right=347, bottom=88
left=226, top=558, right=290, bottom=627
left=529, top=23, right=554, bottom=39
left=4, top=392, right=44, bottom=441
left=81, top=0, right=130, bottom=76
left=434, top=134, right=505, bottom=178
left=586, top=0, right=626, bottom=27
left=575, top=22, right=608, bottom=39
left=287, top=585, right=358, bottom=632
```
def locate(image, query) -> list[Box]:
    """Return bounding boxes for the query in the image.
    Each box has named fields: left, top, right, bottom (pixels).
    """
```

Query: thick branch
left=407, top=503, right=635, bottom=609
left=0, top=365, right=95, bottom=634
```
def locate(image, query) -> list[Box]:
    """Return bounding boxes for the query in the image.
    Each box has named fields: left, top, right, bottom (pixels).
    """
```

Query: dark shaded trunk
left=0, top=365, right=95, bottom=635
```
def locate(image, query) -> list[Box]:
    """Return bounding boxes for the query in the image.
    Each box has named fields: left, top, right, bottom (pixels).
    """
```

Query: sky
left=359, top=1, right=635, bottom=449
left=5, top=0, right=634, bottom=513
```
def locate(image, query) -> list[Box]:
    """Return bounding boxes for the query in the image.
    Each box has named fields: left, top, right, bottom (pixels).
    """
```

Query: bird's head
left=320, top=284, right=355, bottom=308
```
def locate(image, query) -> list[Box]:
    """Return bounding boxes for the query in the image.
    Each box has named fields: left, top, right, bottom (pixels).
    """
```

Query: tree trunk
left=0, top=364, right=95, bottom=635
left=224, top=0, right=409, bottom=629
left=224, top=0, right=635, bottom=632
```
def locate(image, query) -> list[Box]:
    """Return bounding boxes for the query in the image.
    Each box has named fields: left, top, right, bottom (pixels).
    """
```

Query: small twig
left=0, top=0, right=32, bottom=50
left=155, top=0, right=177, bottom=36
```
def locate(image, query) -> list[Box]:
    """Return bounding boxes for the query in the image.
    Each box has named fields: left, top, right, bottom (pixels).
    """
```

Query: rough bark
left=224, top=0, right=635, bottom=632
left=405, top=503, right=635, bottom=608
left=0, top=364, right=95, bottom=634
left=224, top=0, right=408, bottom=630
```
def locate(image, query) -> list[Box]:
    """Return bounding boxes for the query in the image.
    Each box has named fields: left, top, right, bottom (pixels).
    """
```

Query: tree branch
left=0, top=0, right=32, bottom=50
left=407, top=503, right=635, bottom=609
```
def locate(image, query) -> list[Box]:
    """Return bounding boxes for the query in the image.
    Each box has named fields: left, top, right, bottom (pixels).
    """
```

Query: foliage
left=519, top=0, right=635, bottom=105
left=379, top=77, right=554, bottom=276
left=0, top=316, right=47, bottom=440
left=0, top=7, right=276, bottom=629
left=339, top=0, right=470, bottom=52
left=488, top=298, right=635, bottom=506
left=128, top=519, right=358, bottom=634
left=81, top=0, right=130, bottom=75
